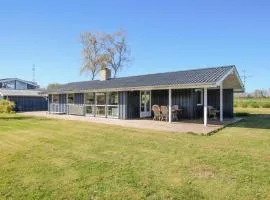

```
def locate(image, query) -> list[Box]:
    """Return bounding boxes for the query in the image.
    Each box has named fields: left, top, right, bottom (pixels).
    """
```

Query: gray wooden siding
left=75, top=93, right=84, bottom=105
left=127, top=91, right=140, bottom=119
left=48, top=88, right=234, bottom=119
left=172, top=89, right=196, bottom=119
left=151, top=90, right=168, bottom=106
left=119, top=91, right=128, bottom=119
left=151, top=88, right=234, bottom=119
left=151, top=89, right=196, bottom=119
left=207, top=89, right=233, bottom=117
left=5, top=96, right=47, bottom=111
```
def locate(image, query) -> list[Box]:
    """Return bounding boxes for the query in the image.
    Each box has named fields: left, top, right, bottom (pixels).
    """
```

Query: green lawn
left=0, top=110, right=270, bottom=200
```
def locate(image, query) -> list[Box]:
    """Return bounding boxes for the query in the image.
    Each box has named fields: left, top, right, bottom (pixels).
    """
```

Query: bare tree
left=79, top=30, right=130, bottom=79
left=102, top=30, right=130, bottom=78
left=80, top=32, right=109, bottom=80
left=47, top=83, right=63, bottom=90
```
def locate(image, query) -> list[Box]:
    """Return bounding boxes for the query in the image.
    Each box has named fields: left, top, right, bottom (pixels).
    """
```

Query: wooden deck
left=20, top=112, right=242, bottom=135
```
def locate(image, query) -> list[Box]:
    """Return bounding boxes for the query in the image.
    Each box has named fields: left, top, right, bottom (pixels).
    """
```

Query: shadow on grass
left=228, top=114, right=270, bottom=130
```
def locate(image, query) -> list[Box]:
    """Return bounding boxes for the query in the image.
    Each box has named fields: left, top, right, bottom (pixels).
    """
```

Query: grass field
left=0, top=109, right=270, bottom=199
left=234, top=97, right=270, bottom=108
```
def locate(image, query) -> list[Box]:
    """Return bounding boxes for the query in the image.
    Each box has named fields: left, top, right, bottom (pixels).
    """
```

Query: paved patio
left=20, top=112, right=241, bottom=135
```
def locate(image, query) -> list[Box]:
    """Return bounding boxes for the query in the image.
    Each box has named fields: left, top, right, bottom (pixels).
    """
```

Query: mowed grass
left=0, top=110, right=270, bottom=199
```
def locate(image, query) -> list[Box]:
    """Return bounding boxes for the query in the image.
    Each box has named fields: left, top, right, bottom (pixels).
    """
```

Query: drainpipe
left=169, top=88, right=172, bottom=123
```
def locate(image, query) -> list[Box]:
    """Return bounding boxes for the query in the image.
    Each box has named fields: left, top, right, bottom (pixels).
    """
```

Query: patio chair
left=152, top=105, right=161, bottom=120
left=160, top=106, right=169, bottom=121
left=171, top=105, right=179, bottom=121
left=208, top=106, right=220, bottom=119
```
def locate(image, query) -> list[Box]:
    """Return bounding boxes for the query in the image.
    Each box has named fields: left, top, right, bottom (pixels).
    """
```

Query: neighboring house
left=0, top=89, right=47, bottom=111
left=0, top=78, right=47, bottom=111
left=46, top=65, right=244, bottom=126
left=0, top=78, right=39, bottom=89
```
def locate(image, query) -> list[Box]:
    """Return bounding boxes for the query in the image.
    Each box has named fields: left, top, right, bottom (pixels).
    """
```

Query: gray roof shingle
left=0, top=89, right=45, bottom=97
left=48, top=65, right=236, bottom=93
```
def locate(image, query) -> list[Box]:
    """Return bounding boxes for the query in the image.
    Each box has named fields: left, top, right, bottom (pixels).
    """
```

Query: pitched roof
left=47, top=65, right=242, bottom=93
left=0, top=78, right=39, bottom=87
left=0, top=89, right=45, bottom=97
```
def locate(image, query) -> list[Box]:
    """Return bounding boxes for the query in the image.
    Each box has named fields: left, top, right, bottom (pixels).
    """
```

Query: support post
left=220, top=83, right=223, bottom=122
left=51, top=94, right=53, bottom=114
left=169, top=88, right=172, bottom=123
left=48, top=95, right=50, bottom=114
left=204, top=88, right=208, bottom=126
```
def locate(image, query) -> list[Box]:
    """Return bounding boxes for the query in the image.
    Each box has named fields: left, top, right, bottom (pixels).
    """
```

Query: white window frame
left=52, top=94, right=60, bottom=104
left=195, top=89, right=203, bottom=106
left=67, top=93, right=75, bottom=104
left=95, top=92, right=106, bottom=117
left=85, top=92, right=95, bottom=116
left=106, top=92, right=119, bottom=118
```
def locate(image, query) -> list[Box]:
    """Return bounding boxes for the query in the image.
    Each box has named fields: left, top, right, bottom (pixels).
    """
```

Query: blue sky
left=0, top=0, right=269, bottom=91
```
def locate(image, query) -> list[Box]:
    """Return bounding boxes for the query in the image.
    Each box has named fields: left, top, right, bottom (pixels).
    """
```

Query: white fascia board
left=47, top=83, right=215, bottom=94
left=215, top=67, right=245, bottom=92
left=215, top=68, right=235, bottom=86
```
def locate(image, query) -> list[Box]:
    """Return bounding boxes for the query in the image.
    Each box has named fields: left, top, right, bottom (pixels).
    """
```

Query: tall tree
left=102, top=30, right=130, bottom=78
left=80, top=32, right=109, bottom=80
left=47, top=83, right=63, bottom=90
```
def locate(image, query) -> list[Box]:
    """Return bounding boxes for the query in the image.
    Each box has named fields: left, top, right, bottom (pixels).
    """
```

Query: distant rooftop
left=0, top=78, right=39, bottom=87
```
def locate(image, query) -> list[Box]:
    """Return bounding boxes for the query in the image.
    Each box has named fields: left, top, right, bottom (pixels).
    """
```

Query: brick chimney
left=100, top=67, right=111, bottom=81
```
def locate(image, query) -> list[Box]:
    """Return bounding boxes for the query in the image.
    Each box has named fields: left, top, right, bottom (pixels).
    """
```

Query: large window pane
left=96, top=106, right=105, bottom=116
left=145, top=91, right=150, bottom=112
left=108, top=92, right=118, bottom=105
left=96, top=93, right=106, bottom=105
left=16, top=81, right=27, bottom=89
left=2, top=81, right=15, bottom=89
left=68, top=94, right=74, bottom=104
left=53, top=94, right=59, bottom=103
left=85, top=105, right=95, bottom=115
left=141, top=92, right=145, bottom=112
left=85, top=93, right=95, bottom=104
left=107, top=106, right=118, bottom=117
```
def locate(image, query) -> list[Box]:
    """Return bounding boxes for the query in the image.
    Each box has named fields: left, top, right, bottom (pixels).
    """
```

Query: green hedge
left=0, top=99, right=15, bottom=113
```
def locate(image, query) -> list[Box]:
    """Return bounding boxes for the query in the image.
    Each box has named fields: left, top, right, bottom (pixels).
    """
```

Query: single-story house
left=0, top=89, right=48, bottom=111
left=46, top=65, right=244, bottom=126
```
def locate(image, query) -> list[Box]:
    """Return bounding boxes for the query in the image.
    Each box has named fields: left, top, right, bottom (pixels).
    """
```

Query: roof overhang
left=215, top=67, right=245, bottom=93
left=46, top=83, right=218, bottom=94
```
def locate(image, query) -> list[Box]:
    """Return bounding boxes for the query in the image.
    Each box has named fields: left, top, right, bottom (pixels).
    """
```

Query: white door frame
left=140, top=90, right=152, bottom=118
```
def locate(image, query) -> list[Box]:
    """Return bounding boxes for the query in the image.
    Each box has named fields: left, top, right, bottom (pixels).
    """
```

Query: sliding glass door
left=107, top=92, right=119, bottom=118
left=95, top=92, right=106, bottom=117
left=85, top=92, right=95, bottom=116
left=84, top=91, right=119, bottom=118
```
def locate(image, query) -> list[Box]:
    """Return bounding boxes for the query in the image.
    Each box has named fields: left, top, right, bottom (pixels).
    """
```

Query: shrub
left=262, top=102, right=270, bottom=108
left=250, top=101, right=260, bottom=108
left=234, top=101, right=239, bottom=107
left=234, top=112, right=250, bottom=117
left=0, top=99, right=15, bottom=113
